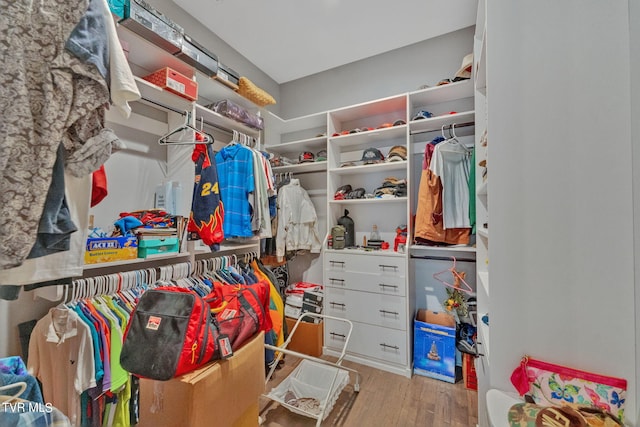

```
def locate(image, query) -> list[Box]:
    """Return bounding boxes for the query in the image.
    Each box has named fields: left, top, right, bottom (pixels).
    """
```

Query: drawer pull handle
left=379, top=343, right=399, bottom=350
left=330, top=332, right=346, bottom=339
left=330, top=260, right=345, bottom=266
left=329, top=278, right=345, bottom=284
left=379, top=264, right=398, bottom=271
left=378, top=284, right=399, bottom=290
left=379, top=309, right=399, bottom=316
left=330, top=301, right=346, bottom=309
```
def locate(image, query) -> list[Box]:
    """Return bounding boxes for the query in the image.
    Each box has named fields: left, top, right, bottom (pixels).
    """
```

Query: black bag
left=120, top=287, right=230, bottom=381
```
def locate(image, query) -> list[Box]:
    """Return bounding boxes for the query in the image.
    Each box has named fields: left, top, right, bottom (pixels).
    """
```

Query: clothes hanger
left=159, top=111, right=214, bottom=145
left=433, top=257, right=474, bottom=294
left=439, top=123, right=472, bottom=154
left=0, top=381, right=27, bottom=402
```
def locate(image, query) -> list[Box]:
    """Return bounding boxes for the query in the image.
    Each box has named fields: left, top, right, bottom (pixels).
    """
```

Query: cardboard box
left=285, top=317, right=324, bottom=357
left=413, top=309, right=461, bottom=383
left=84, top=236, right=138, bottom=264
left=139, top=332, right=265, bottom=427
left=143, top=67, right=198, bottom=101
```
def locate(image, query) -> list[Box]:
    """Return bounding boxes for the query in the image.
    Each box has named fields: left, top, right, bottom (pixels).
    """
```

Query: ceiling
left=173, top=0, right=477, bottom=84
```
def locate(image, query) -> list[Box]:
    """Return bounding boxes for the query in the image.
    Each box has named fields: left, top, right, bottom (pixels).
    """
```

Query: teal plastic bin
left=137, top=237, right=179, bottom=258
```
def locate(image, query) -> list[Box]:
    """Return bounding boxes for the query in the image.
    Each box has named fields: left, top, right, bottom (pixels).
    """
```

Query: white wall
left=279, top=26, right=474, bottom=119
left=631, top=0, right=640, bottom=423
left=144, top=0, right=281, bottom=116
left=488, top=1, right=637, bottom=424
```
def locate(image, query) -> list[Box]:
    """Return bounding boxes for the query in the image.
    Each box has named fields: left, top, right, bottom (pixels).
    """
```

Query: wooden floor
left=259, top=356, right=478, bottom=427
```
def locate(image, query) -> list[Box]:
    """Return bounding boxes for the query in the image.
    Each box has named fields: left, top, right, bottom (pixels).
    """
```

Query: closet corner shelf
left=409, top=110, right=475, bottom=135
left=194, top=104, right=261, bottom=137
left=408, top=79, right=474, bottom=106
left=134, top=76, right=193, bottom=113
left=271, top=161, right=326, bottom=174
left=265, top=136, right=327, bottom=153
left=329, top=161, right=407, bottom=176
left=329, top=197, right=407, bottom=205
left=329, top=126, right=406, bottom=148
left=263, top=110, right=327, bottom=136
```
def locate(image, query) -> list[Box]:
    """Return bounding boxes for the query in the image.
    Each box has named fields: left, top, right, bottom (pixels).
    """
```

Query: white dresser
left=323, top=250, right=411, bottom=376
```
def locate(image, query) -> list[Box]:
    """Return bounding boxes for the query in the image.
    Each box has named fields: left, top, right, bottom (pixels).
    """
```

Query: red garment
left=91, top=165, right=108, bottom=207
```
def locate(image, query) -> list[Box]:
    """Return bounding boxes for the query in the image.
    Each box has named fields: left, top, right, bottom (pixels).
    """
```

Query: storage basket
left=237, top=77, right=276, bottom=107
left=265, top=359, right=349, bottom=420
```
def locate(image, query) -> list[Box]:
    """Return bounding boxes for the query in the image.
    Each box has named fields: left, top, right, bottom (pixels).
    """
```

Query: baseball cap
left=387, top=146, right=407, bottom=162
left=393, top=119, right=406, bottom=126
left=454, top=53, right=473, bottom=80
left=316, top=150, right=327, bottom=162
left=298, top=151, right=315, bottom=163
left=412, top=110, right=433, bottom=121
left=361, top=147, right=385, bottom=164
left=334, top=184, right=352, bottom=200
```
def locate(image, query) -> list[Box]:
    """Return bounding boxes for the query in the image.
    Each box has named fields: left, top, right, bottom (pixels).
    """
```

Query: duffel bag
left=120, top=286, right=231, bottom=381
left=206, top=280, right=272, bottom=350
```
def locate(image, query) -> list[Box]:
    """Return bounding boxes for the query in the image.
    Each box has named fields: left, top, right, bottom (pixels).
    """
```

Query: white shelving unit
left=474, top=0, right=490, bottom=424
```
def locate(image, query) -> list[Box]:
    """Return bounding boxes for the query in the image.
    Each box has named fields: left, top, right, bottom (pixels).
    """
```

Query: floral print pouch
left=510, top=356, right=627, bottom=422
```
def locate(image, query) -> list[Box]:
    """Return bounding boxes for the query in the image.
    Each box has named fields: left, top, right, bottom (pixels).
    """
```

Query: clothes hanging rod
left=410, top=255, right=476, bottom=263
left=410, top=121, right=475, bottom=136
left=139, top=96, right=234, bottom=136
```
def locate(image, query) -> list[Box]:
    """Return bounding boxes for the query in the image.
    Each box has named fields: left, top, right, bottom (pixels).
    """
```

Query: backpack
left=120, top=286, right=230, bottom=381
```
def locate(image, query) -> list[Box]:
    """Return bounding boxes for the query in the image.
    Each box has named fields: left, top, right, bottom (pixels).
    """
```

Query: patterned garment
left=0, top=401, right=72, bottom=427
left=0, top=0, right=121, bottom=269
left=188, top=144, right=224, bottom=250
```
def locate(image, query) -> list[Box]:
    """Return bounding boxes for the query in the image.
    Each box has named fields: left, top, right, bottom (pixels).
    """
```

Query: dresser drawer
left=324, top=319, right=407, bottom=366
left=324, top=288, right=407, bottom=331
left=325, top=270, right=405, bottom=296
left=325, top=252, right=406, bottom=278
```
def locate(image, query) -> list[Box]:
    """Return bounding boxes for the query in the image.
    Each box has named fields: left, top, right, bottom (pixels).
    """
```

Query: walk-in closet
left=1, top=1, right=639, bottom=426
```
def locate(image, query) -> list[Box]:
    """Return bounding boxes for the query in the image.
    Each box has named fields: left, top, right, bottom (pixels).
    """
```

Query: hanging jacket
left=414, top=142, right=470, bottom=245
left=275, top=179, right=322, bottom=260
left=188, top=144, right=224, bottom=250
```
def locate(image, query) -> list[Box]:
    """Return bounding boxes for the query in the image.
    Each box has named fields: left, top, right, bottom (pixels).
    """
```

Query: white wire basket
left=262, top=313, right=361, bottom=426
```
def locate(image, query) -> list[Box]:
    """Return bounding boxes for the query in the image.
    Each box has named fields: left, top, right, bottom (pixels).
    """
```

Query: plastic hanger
left=159, top=111, right=214, bottom=145
left=433, top=257, right=474, bottom=294
left=439, top=123, right=472, bottom=154
left=0, top=381, right=27, bottom=403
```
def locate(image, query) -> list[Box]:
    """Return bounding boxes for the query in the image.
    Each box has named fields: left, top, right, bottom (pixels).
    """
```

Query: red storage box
left=143, top=67, right=198, bottom=101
